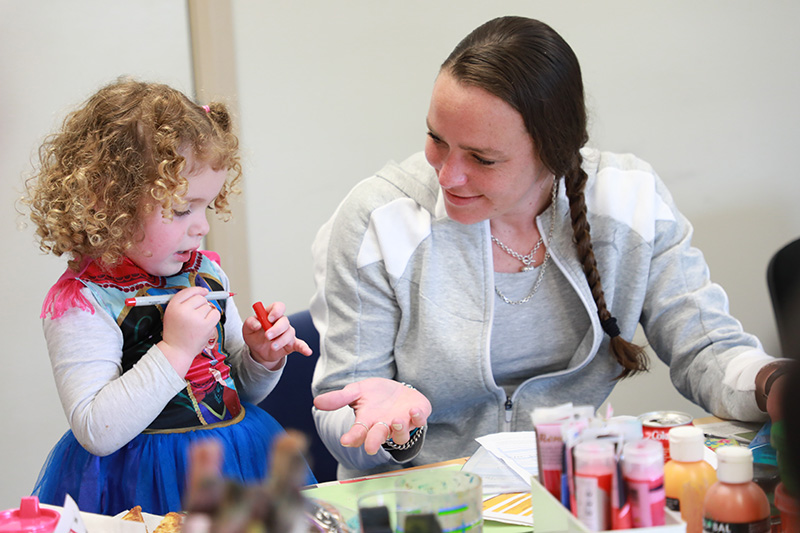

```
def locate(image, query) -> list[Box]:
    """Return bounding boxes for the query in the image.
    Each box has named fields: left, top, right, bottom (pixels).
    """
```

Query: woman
left=310, top=16, right=788, bottom=479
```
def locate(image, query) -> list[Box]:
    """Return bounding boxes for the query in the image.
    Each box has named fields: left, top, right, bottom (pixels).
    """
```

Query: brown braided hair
left=441, top=16, right=648, bottom=378
left=23, top=77, right=242, bottom=271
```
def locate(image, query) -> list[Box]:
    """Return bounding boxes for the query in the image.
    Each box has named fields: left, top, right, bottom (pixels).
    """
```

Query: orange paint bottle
left=664, top=426, right=716, bottom=533
left=702, top=446, right=770, bottom=533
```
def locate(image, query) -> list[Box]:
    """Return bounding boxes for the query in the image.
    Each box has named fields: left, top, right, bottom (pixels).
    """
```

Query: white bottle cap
left=574, top=440, right=616, bottom=470
left=668, top=425, right=705, bottom=462
left=622, top=439, right=664, bottom=478
left=715, top=446, right=753, bottom=483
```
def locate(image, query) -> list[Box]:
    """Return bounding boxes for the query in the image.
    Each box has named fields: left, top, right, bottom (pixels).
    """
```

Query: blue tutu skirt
left=31, top=404, right=316, bottom=516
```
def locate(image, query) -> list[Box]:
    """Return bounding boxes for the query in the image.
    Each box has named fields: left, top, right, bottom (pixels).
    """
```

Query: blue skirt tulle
left=31, top=404, right=316, bottom=516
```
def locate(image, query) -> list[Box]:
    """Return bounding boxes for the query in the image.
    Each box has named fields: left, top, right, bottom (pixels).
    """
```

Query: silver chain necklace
left=493, top=180, right=558, bottom=306
left=491, top=179, right=558, bottom=272
left=491, top=235, right=543, bottom=272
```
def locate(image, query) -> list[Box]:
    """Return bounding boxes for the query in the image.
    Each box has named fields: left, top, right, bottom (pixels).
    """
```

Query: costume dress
left=310, top=149, right=780, bottom=479
left=33, top=251, right=315, bottom=514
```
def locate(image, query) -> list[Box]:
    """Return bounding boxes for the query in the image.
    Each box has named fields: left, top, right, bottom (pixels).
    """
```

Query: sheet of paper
left=462, top=445, right=532, bottom=494
left=482, top=492, right=533, bottom=527
left=460, top=432, right=539, bottom=526
left=52, top=495, right=88, bottom=533
left=692, top=417, right=762, bottom=444
left=475, top=431, right=539, bottom=485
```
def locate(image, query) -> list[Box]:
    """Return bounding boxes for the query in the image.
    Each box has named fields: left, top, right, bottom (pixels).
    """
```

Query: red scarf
left=41, top=251, right=219, bottom=319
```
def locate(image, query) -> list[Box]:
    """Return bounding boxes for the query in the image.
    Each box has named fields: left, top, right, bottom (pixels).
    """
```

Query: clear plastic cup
left=357, top=489, right=430, bottom=532
left=396, top=470, right=483, bottom=532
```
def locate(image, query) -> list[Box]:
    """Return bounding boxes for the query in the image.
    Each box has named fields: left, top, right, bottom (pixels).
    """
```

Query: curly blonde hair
left=24, top=78, right=242, bottom=270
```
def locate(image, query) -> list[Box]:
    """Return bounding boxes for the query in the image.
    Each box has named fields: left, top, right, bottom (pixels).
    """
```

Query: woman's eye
left=426, top=131, right=443, bottom=144
left=473, top=154, right=496, bottom=166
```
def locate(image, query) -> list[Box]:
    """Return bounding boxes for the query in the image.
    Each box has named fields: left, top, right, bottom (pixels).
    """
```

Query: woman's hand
left=314, top=377, right=432, bottom=455
left=767, top=373, right=787, bottom=422
left=159, top=287, right=221, bottom=376
left=243, top=301, right=312, bottom=370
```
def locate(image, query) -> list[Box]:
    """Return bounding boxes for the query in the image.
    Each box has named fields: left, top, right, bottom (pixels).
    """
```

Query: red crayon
left=253, top=301, right=273, bottom=330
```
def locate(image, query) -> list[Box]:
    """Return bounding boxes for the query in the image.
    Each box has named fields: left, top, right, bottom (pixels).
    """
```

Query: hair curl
left=442, top=16, right=648, bottom=378
left=23, top=78, right=242, bottom=270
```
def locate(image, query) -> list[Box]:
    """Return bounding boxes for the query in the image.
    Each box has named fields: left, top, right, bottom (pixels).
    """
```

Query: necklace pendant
left=521, top=264, right=534, bottom=272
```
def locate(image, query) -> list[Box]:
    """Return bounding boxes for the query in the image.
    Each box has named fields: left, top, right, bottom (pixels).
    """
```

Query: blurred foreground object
left=183, top=432, right=350, bottom=533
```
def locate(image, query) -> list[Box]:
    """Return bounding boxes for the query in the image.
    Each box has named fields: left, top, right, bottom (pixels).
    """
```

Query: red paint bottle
left=573, top=440, right=615, bottom=531
left=703, top=446, right=770, bottom=533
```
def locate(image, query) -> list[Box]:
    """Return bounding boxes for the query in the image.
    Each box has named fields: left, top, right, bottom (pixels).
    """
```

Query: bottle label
left=626, top=476, right=666, bottom=527
left=702, top=517, right=771, bottom=533
left=666, top=496, right=680, bottom=511
left=575, top=473, right=612, bottom=531
left=534, top=424, right=564, bottom=500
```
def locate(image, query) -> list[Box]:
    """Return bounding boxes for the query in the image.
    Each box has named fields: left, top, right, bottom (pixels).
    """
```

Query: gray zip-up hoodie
left=311, top=149, right=774, bottom=479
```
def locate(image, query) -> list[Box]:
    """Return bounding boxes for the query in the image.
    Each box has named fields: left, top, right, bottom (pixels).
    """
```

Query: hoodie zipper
left=504, top=396, right=513, bottom=431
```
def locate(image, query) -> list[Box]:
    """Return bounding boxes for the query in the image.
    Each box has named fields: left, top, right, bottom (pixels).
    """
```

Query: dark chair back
left=767, top=237, right=800, bottom=359
left=257, top=309, right=338, bottom=482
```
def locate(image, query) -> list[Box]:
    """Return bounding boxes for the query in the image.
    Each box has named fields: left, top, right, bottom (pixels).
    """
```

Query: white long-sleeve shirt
left=44, top=288, right=282, bottom=456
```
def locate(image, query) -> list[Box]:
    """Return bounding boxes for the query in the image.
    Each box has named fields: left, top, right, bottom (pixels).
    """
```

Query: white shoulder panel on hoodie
left=357, top=197, right=431, bottom=279
left=587, top=165, right=676, bottom=243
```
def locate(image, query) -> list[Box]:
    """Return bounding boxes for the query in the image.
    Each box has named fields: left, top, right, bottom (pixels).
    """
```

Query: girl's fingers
left=265, top=316, right=289, bottom=340
left=172, top=286, right=209, bottom=305
left=267, top=301, right=286, bottom=324
left=293, top=339, right=313, bottom=356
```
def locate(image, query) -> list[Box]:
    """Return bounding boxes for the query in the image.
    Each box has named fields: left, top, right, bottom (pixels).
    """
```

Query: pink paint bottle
left=622, top=439, right=666, bottom=527
left=573, top=440, right=615, bottom=531
left=532, top=404, right=593, bottom=502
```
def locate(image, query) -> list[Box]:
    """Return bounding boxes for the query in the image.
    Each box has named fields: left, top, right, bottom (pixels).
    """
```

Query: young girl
left=24, top=78, right=315, bottom=515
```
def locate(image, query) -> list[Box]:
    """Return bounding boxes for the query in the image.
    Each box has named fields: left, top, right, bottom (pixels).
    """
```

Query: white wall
left=232, top=0, right=800, bottom=418
left=3, top=0, right=799, bottom=512
left=1, top=0, right=193, bottom=510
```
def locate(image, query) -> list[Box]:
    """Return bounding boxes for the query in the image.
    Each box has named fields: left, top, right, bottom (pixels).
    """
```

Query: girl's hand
left=243, top=301, right=312, bottom=370
left=314, top=377, right=432, bottom=455
left=159, top=287, right=221, bottom=376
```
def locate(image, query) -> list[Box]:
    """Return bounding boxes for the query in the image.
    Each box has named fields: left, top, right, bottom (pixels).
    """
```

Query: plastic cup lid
left=0, top=497, right=60, bottom=533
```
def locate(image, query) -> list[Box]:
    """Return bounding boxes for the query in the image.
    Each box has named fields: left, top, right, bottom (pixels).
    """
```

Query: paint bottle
left=531, top=404, right=593, bottom=502
left=573, top=440, right=615, bottom=531
left=702, top=446, right=770, bottom=533
left=664, top=426, right=716, bottom=533
left=622, top=438, right=666, bottom=527
left=774, top=482, right=800, bottom=533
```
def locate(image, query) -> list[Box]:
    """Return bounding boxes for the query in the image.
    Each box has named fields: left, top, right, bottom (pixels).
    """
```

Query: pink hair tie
left=202, top=105, right=210, bottom=113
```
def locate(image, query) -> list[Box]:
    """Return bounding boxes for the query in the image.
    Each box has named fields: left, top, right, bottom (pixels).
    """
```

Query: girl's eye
left=173, top=209, right=191, bottom=217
